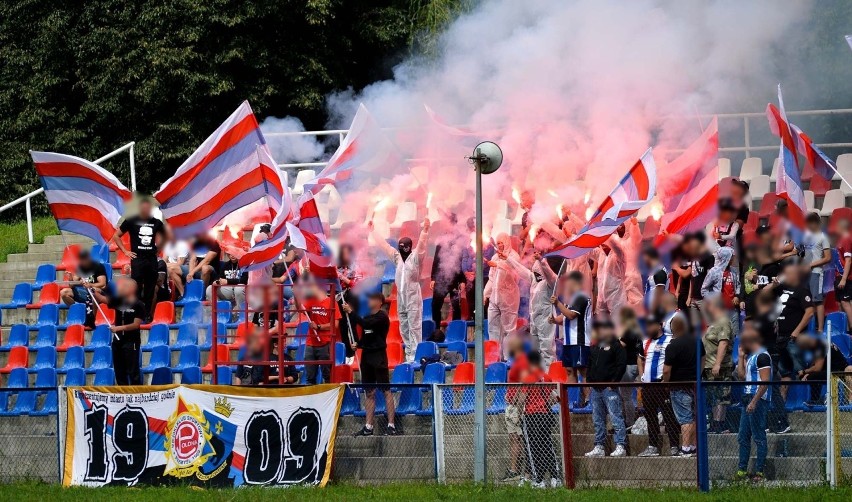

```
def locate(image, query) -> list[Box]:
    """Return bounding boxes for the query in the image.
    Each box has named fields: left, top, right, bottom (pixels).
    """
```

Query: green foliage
left=0, top=0, right=460, bottom=216
left=0, top=216, right=58, bottom=262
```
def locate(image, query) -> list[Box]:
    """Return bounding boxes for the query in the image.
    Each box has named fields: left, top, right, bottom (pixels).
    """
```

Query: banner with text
left=61, top=384, right=343, bottom=487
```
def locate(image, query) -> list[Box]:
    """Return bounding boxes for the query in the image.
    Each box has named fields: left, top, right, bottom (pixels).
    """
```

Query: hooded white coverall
left=483, top=233, right=520, bottom=359
left=622, top=218, right=646, bottom=311
left=596, top=233, right=628, bottom=318
left=374, top=227, right=429, bottom=362
left=507, top=255, right=558, bottom=367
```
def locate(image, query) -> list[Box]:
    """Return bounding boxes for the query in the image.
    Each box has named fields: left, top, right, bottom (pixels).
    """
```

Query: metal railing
left=0, top=142, right=137, bottom=244
left=266, top=108, right=852, bottom=169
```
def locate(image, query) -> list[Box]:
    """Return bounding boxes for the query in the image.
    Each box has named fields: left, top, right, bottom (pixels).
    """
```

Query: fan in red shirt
left=296, top=280, right=341, bottom=385
left=517, top=351, right=561, bottom=487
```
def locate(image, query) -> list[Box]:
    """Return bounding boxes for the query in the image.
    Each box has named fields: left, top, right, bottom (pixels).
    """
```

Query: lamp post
left=468, top=141, right=503, bottom=483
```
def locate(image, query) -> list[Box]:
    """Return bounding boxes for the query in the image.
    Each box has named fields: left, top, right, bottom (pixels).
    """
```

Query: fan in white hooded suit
left=506, top=250, right=559, bottom=367
left=371, top=218, right=431, bottom=362
left=484, top=233, right=521, bottom=360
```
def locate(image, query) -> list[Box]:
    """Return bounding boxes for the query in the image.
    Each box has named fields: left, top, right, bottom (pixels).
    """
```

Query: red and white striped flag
left=547, top=149, right=657, bottom=259
left=154, top=101, right=286, bottom=239
left=31, top=151, right=132, bottom=244
left=656, top=118, right=719, bottom=243
left=766, top=85, right=806, bottom=237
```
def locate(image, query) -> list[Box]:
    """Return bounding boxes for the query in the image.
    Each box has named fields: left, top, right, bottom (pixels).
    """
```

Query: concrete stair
left=0, top=233, right=93, bottom=302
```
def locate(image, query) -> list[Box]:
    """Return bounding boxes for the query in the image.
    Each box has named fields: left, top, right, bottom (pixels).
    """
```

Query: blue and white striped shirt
left=744, top=349, right=772, bottom=400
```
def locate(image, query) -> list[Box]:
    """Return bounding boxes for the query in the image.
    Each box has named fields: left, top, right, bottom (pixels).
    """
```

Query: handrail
left=0, top=142, right=136, bottom=244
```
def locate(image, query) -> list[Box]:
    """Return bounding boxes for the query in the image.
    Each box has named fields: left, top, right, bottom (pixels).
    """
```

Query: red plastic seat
left=56, top=244, right=81, bottom=272
left=743, top=210, right=760, bottom=233
left=386, top=342, right=403, bottom=369
left=0, top=346, right=28, bottom=373
left=57, top=325, right=84, bottom=352
left=228, top=323, right=252, bottom=349
left=387, top=320, right=403, bottom=345
left=829, top=207, right=852, bottom=234
left=95, top=305, right=115, bottom=326
left=484, top=340, right=500, bottom=365
left=757, top=192, right=779, bottom=218
left=26, top=283, right=60, bottom=308
left=141, top=301, right=174, bottom=329
left=548, top=361, right=569, bottom=383
left=202, top=345, right=230, bottom=373
left=453, top=361, right=475, bottom=384
left=331, top=364, right=354, bottom=383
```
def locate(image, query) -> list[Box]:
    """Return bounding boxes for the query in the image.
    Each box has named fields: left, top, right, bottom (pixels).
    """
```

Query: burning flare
left=650, top=201, right=664, bottom=221
left=511, top=187, right=521, bottom=205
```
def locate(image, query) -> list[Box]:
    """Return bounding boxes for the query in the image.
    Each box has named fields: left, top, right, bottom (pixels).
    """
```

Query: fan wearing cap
left=584, top=317, right=628, bottom=458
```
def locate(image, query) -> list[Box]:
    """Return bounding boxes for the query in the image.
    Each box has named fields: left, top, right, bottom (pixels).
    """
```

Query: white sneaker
left=531, top=481, right=547, bottom=489
left=669, top=446, right=680, bottom=456
left=584, top=445, right=606, bottom=457
left=550, top=477, right=561, bottom=488
left=611, top=445, right=627, bottom=457
left=638, top=446, right=660, bottom=457
left=345, top=356, right=354, bottom=366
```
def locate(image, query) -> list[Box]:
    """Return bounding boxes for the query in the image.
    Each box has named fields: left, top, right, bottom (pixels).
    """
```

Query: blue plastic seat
left=422, top=319, right=436, bottom=340
left=731, top=337, right=740, bottom=366
left=216, top=366, right=232, bottom=385
left=0, top=391, right=37, bottom=416
left=392, top=363, right=415, bottom=385
left=30, top=304, right=59, bottom=330
left=93, top=368, right=115, bottom=385
left=142, top=346, right=171, bottom=373
left=173, top=345, right=200, bottom=373
left=172, top=301, right=203, bottom=328
left=58, top=303, right=87, bottom=329
left=827, top=312, right=848, bottom=337
left=31, top=325, right=57, bottom=350
left=395, top=366, right=420, bottom=416
left=87, top=346, right=113, bottom=373
left=29, top=347, right=56, bottom=373
left=335, top=342, right=346, bottom=365
left=64, top=368, right=87, bottom=386
left=172, top=324, right=199, bottom=350
left=58, top=346, right=85, bottom=374
left=175, top=280, right=204, bottom=306
left=7, top=367, right=28, bottom=388
left=150, top=366, right=174, bottom=385
left=142, top=324, right=170, bottom=351
left=0, top=324, right=29, bottom=351
left=485, top=362, right=508, bottom=383
left=87, top=325, right=112, bottom=351
left=423, top=298, right=433, bottom=321
left=35, top=367, right=57, bottom=387
left=381, top=259, right=396, bottom=285
left=445, top=341, right=468, bottom=364
left=833, top=334, right=852, bottom=364
left=414, top=363, right=446, bottom=416
left=340, top=386, right=362, bottom=415
left=90, top=244, right=109, bottom=264
left=31, top=389, right=58, bottom=416
left=181, top=366, right=203, bottom=384
left=443, top=320, right=468, bottom=347
left=412, top=342, right=438, bottom=370
left=1, top=283, right=32, bottom=309
left=224, top=304, right=247, bottom=329
left=199, top=322, right=226, bottom=350
left=32, top=264, right=56, bottom=290
left=215, top=301, right=233, bottom=325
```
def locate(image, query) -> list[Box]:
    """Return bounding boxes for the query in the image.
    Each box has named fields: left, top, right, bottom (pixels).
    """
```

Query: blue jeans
left=737, top=395, right=768, bottom=472
left=591, top=387, right=627, bottom=446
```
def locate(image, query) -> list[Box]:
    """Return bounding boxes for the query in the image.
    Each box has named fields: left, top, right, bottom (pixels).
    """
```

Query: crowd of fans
left=59, top=172, right=852, bottom=485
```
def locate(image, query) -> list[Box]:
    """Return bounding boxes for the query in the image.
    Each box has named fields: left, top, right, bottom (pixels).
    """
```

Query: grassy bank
left=1, top=483, right=850, bottom=502
left=0, top=216, right=58, bottom=262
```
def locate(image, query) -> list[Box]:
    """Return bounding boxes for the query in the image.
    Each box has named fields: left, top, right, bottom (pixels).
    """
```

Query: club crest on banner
left=164, top=396, right=215, bottom=478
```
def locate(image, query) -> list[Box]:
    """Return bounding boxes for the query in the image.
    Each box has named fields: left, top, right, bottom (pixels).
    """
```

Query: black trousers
left=432, top=282, right=462, bottom=327
left=521, top=412, right=560, bottom=483
left=113, top=342, right=142, bottom=385
left=338, top=290, right=359, bottom=357
left=131, top=256, right=158, bottom=318
left=643, top=386, right=680, bottom=450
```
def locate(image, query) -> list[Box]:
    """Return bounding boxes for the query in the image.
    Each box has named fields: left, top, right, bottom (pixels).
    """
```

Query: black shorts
left=360, top=350, right=390, bottom=386
left=836, top=278, right=852, bottom=302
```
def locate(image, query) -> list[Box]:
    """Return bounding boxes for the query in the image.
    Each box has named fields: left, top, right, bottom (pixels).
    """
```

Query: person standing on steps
left=113, top=198, right=165, bottom=321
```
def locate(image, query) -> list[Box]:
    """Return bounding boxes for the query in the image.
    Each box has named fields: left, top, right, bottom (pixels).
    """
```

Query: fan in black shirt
left=114, top=199, right=166, bottom=319
left=59, top=249, right=108, bottom=312
left=348, top=292, right=400, bottom=437
left=94, top=277, right=145, bottom=385
left=796, top=335, right=852, bottom=405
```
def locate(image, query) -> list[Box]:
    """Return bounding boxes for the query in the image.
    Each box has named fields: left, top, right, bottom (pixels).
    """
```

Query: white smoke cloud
left=259, top=116, right=325, bottom=165
left=324, top=0, right=814, bottom=234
